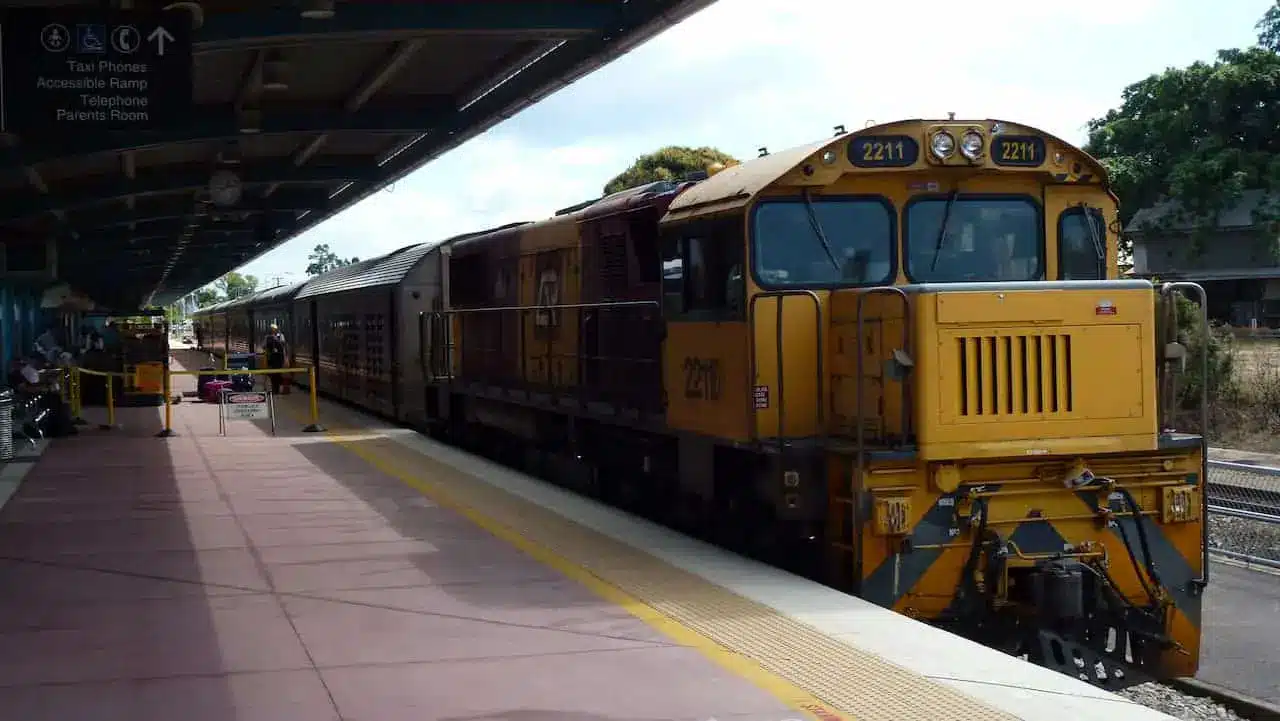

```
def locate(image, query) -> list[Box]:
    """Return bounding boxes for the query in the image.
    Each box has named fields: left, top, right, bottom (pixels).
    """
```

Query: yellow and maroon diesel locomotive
left=196, top=118, right=1209, bottom=687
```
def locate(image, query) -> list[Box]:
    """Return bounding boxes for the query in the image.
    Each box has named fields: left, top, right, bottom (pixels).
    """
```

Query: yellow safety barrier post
left=73, top=368, right=121, bottom=430
left=156, top=364, right=177, bottom=437
left=69, top=368, right=88, bottom=426
left=302, top=366, right=325, bottom=433
left=102, top=372, right=118, bottom=430
left=57, top=368, right=69, bottom=407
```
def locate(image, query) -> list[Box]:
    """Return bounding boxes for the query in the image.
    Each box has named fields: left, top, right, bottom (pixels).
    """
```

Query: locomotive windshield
left=904, top=195, right=1042, bottom=283
left=750, top=197, right=894, bottom=287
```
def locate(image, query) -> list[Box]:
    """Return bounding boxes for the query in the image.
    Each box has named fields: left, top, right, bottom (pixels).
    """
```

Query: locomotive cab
left=657, top=119, right=1207, bottom=683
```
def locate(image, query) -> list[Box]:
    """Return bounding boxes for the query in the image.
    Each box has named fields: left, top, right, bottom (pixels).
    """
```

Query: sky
left=224, top=0, right=1274, bottom=292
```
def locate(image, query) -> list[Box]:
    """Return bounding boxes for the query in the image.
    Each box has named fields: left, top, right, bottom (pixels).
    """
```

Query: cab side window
left=1059, top=207, right=1107, bottom=280
left=660, top=215, right=745, bottom=321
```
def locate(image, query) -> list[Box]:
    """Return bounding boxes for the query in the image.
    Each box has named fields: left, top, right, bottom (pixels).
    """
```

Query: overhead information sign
left=0, top=8, right=193, bottom=136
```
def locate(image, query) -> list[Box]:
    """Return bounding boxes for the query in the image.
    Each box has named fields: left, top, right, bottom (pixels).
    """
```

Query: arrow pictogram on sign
left=147, top=25, right=173, bottom=56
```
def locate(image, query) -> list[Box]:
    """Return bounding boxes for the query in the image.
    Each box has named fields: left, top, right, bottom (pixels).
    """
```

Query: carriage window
left=661, top=215, right=745, bottom=320
left=751, top=197, right=894, bottom=287
left=905, top=196, right=1042, bottom=282
left=1058, top=206, right=1107, bottom=280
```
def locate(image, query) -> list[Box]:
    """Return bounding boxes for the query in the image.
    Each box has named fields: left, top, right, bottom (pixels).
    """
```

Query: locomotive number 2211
left=683, top=357, right=722, bottom=401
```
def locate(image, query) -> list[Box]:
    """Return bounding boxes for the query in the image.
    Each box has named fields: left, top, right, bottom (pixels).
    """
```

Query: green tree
left=1084, top=6, right=1280, bottom=251
left=1259, top=0, right=1279, bottom=51
left=192, top=287, right=219, bottom=308
left=603, top=146, right=739, bottom=195
left=216, top=271, right=258, bottom=300
left=305, top=243, right=360, bottom=276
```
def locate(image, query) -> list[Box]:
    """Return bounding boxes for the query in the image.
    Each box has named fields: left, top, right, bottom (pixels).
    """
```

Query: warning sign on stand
left=219, top=390, right=275, bottom=435
left=224, top=391, right=269, bottom=420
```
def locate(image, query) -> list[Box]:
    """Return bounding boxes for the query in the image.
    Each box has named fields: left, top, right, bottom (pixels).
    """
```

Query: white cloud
left=239, top=135, right=630, bottom=284
left=230, top=0, right=1272, bottom=288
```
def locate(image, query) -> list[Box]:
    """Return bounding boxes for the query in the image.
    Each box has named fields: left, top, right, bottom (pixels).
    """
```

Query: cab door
left=1045, top=185, right=1115, bottom=280
left=660, top=214, right=750, bottom=442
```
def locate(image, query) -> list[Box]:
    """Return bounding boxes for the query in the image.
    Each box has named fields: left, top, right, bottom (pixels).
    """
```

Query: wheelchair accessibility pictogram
left=76, top=24, right=106, bottom=54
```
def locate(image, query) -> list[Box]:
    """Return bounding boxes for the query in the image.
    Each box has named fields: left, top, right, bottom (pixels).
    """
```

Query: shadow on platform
left=0, top=391, right=266, bottom=719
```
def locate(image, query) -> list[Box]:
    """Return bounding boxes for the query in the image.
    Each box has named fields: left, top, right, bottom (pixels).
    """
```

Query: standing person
left=263, top=323, right=289, bottom=395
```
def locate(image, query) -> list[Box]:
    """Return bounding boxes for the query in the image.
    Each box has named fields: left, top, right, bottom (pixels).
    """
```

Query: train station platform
left=0, top=354, right=1179, bottom=721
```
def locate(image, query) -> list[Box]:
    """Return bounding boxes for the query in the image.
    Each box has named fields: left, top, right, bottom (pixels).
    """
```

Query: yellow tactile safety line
left=279, top=398, right=1017, bottom=721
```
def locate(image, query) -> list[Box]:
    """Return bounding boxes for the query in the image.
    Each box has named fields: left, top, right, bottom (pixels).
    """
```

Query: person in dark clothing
left=263, top=324, right=288, bottom=395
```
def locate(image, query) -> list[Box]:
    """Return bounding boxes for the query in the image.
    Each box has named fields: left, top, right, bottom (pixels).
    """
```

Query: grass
left=1207, top=335, right=1280, bottom=452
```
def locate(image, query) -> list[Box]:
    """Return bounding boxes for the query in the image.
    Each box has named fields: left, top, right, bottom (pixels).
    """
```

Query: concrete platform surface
left=0, top=359, right=802, bottom=721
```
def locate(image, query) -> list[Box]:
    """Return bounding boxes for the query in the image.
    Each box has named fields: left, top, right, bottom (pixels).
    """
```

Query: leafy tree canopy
left=603, top=146, right=739, bottom=195
left=1084, top=3, right=1280, bottom=247
left=192, top=287, right=219, bottom=308
left=306, top=243, right=360, bottom=276
left=1260, top=0, right=1280, bottom=52
left=217, top=271, right=258, bottom=300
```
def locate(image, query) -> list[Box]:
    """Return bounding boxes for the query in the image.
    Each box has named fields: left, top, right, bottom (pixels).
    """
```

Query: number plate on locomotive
left=992, top=135, right=1046, bottom=167
left=848, top=135, right=919, bottom=167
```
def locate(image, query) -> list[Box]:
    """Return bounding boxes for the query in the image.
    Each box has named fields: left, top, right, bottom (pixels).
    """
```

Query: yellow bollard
left=101, top=373, right=117, bottom=430
left=302, top=366, right=325, bottom=432
left=156, top=365, right=176, bottom=437
left=70, top=368, right=86, bottom=425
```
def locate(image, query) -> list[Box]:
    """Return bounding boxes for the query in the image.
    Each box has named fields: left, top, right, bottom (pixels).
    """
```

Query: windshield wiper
left=1077, top=202, right=1106, bottom=276
left=802, top=188, right=842, bottom=272
left=929, top=189, right=960, bottom=272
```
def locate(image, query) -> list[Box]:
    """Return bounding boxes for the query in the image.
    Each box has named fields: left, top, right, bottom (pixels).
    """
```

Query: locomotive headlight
left=820, top=149, right=838, bottom=165
left=930, top=131, right=956, bottom=159
left=960, top=131, right=985, bottom=160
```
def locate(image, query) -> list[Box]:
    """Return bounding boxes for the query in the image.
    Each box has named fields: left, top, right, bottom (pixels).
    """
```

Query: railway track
left=1207, top=461, right=1280, bottom=521
left=1209, top=490, right=1280, bottom=519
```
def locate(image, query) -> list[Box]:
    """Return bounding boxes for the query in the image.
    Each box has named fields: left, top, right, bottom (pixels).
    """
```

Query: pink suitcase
left=202, top=380, right=232, bottom=404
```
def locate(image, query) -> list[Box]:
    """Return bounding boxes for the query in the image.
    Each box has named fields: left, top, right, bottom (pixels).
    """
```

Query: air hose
left=1096, top=480, right=1166, bottom=609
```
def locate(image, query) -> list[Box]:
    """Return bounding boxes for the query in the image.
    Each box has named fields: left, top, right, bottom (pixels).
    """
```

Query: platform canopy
left=0, top=0, right=715, bottom=310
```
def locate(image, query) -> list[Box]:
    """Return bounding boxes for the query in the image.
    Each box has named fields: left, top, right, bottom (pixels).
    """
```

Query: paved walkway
left=0, top=358, right=799, bottom=720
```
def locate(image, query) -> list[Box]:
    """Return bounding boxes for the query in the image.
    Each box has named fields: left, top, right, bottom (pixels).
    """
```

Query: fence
left=1207, top=459, right=1280, bottom=569
left=65, top=363, right=325, bottom=436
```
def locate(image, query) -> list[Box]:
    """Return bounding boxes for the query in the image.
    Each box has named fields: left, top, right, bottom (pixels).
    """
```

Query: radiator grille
left=956, top=334, right=1073, bottom=416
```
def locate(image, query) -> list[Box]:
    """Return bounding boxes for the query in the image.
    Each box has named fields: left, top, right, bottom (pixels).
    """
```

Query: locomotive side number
left=683, top=356, right=722, bottom=400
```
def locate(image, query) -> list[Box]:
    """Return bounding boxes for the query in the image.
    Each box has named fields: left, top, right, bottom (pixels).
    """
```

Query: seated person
left=7, top=357, right=75, bottom=437
left=8, top=357, right=41, bottom=391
